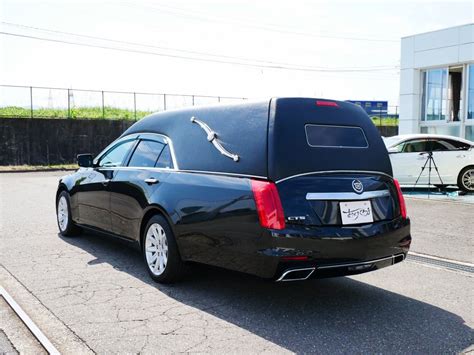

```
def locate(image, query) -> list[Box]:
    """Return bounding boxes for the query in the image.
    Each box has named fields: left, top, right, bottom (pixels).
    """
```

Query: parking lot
left=0, top=171, right=472, bottom=354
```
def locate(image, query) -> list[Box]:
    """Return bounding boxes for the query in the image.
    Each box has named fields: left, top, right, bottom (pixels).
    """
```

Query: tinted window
left=305, top=124, right=368, bottom=148
left=427, top=140, right=448, bottom=151
left=98, top=140, right=135, bottom=167
left=155, top=145, right=173, bottom=169
left=441, top=139, right=471, bottom=151
left=402, top=140, right=427, bottom=153
left=128, top=140, right=164, bottom=167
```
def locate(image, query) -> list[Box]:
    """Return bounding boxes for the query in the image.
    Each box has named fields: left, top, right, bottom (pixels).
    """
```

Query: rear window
left=305, top=124, right=368, bottom=148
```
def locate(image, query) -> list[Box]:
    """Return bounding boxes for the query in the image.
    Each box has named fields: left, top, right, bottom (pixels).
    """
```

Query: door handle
left=101, top=179, right=111, bottom=186
left=144, top=178, right=159, bottom=185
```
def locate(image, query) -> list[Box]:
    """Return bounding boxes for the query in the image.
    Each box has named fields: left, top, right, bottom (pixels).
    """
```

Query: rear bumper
left=251, top=217, right=411, bottom=279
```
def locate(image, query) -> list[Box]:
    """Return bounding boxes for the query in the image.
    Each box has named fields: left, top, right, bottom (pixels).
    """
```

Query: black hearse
left=56, top=98, right=411, bottom=283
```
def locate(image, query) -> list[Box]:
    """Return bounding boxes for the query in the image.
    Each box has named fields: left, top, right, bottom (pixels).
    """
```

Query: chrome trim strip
left=191, top=116, right=240, bottom=162
left=89, top=166, right=266, bottom=180
left=95, top=132, right=180, bottom=170
left=306, top=190, right=390, bottom=201
left=276, top=170, right=393, bottom=184
left=317, top=254, right=402, bottom=270
left=276, top=267, right=315, bottom=282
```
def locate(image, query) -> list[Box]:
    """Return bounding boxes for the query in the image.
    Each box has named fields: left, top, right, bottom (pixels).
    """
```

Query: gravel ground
left=0, top=172, right=472, bottom=354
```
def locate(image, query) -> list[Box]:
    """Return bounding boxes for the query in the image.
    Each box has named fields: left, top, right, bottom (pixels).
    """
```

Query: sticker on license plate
left=339, top=200, right=373, bottom=225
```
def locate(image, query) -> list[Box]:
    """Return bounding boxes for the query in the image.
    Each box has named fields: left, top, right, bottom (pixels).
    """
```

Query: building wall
left=399, top=24, right=474, bottom=137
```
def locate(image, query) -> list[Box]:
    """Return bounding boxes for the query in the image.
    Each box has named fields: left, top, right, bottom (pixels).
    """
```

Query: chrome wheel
left=145, top=223, right=168, bottom=276
left=57, top=196, right=69, bottom=232
left=461, top=168, right=474, bottom=191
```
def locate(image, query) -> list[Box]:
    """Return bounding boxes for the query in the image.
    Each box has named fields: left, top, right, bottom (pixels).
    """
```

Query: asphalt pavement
left=0, top=171, right=472, bottom=354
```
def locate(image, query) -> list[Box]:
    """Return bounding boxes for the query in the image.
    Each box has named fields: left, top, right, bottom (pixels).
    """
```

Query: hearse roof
left=122, top=100, right=271, bottom=178
left=121, top=98, right=392, bottom=181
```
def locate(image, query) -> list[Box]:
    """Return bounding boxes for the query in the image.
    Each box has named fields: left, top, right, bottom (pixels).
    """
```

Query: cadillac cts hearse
left=56, top=98, right=411, bottom=283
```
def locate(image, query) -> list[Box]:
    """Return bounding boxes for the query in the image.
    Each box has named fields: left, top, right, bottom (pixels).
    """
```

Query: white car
left=384, top=134, right=474, bottom=192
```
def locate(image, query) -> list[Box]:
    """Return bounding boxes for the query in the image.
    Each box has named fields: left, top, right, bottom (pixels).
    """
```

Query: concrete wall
left=399, top=24, right=474, bottom=135
left=0, top=118, right=398, bottom=166
left=0, top=118, right=133, bottom=165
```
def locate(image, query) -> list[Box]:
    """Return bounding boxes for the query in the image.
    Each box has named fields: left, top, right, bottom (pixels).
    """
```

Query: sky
left=0, top=0, right=472, bottom=111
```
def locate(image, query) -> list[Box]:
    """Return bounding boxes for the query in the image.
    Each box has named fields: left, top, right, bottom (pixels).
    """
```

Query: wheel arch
left=139, top=204, right=176, bottom=248
left=457, top=164, right=474, bottom=190
left=55, top=183, right=69, bottom=205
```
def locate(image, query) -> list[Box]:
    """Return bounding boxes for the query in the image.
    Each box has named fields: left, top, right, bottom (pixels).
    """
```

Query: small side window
left=155, top=145, right=173, bottom=169
left=128, top=140, right=165, bottom=167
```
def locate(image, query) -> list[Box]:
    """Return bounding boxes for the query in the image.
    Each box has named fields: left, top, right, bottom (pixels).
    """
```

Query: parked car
left=384, top=134, right=474, bottom=192
left=56, top=98, right=411, bottom=283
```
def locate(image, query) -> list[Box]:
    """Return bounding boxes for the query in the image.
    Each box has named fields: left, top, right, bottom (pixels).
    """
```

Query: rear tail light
left=251, top=180, right=286, bottom=230
left=393, top=179, right=407, bottom=219
left=316, top=100, right=339, bottom=107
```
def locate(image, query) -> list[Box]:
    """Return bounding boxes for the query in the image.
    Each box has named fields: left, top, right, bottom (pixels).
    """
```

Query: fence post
left=192, top=95, right=195, bottom=106
left=133, top=92, right=137, bottom=121
left=67, top=89, right=71, bottom=119
left=218, top=96, right=221, bottom=103
left=30, top=86, right=33, bottom=118
left=102, top=91, right=105, bottom=119
left=163, top=94, right=167, bottom=111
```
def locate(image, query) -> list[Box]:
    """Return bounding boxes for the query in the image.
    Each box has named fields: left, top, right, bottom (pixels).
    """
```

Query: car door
left=429, top=138, right=472, bottom=185
left=75, top=138, right=137, bottom=231
left=109, top=135, right=174, bottom=240
left=389, top=139, right=429, bottom=184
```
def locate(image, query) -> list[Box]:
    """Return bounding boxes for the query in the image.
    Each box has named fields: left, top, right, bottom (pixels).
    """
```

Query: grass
left=0, top=106, right=154, bottom=120
left=0, top=164, right=78, bottom=172
left=371, top=117, right=399, bottom=126
left=0, top=106, right=400, bottom=126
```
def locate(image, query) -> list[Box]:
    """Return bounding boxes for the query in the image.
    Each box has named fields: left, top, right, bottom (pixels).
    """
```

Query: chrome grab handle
left=144, top=178, right=159, bottom=185
left=190, top=116, right=239, bottom=162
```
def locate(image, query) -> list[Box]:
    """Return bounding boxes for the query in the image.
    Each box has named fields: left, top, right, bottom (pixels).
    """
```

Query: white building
left=399, top=24, right=474, bottom=141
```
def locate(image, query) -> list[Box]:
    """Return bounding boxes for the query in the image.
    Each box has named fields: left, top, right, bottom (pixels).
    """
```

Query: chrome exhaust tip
left=276, top=267, right=315, bottom=282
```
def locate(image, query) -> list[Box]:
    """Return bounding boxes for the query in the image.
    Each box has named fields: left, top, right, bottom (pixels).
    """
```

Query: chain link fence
left=0, top=85, right=247, bottom=121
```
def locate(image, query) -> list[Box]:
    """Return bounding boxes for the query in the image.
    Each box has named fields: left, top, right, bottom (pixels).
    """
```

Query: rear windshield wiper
left=190, top=116, right=240, bottom=162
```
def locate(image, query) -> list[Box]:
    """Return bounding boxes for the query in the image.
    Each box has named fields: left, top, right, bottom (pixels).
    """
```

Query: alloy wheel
left=461, top=168, right=474, bottom=191
left=145, top=223, right=169, bottom=276
left=57, top=196, right=69, bottom=232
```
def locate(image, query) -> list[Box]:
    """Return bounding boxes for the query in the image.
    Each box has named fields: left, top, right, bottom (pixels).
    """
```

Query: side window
left=128, top=140, right=165, bottom=167
left=98, top=140, right=135, bottom=167
left=427, top=140, right=448, bottom=151
left=441, top=139, right=471, bottom=151
left=155, top=145, right=173, bottom=169
left=402, top=140, right=427, bottom=153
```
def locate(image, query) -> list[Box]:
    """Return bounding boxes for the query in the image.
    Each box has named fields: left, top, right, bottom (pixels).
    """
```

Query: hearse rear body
left=57, top=98, right=411, bottom=282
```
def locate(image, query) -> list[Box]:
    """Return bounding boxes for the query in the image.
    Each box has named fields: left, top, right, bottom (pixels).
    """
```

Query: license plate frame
left=339, top=200, right=374, bottom=225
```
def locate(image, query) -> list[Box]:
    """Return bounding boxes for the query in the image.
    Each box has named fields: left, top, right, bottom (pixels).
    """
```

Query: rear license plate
left=339, top=200, right=373, bottom=225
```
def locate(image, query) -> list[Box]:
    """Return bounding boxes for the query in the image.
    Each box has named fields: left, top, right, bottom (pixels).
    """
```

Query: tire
left=457, top=166, right=474, bottom=192
left=142, top=214, right=184, bottom=283
left=56, top=191, right=81, bottom=236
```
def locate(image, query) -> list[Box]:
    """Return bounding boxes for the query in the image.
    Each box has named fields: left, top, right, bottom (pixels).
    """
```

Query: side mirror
left=77, top=154, right=94, bottom=168
left=387, top=147, right=398, bottom=154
